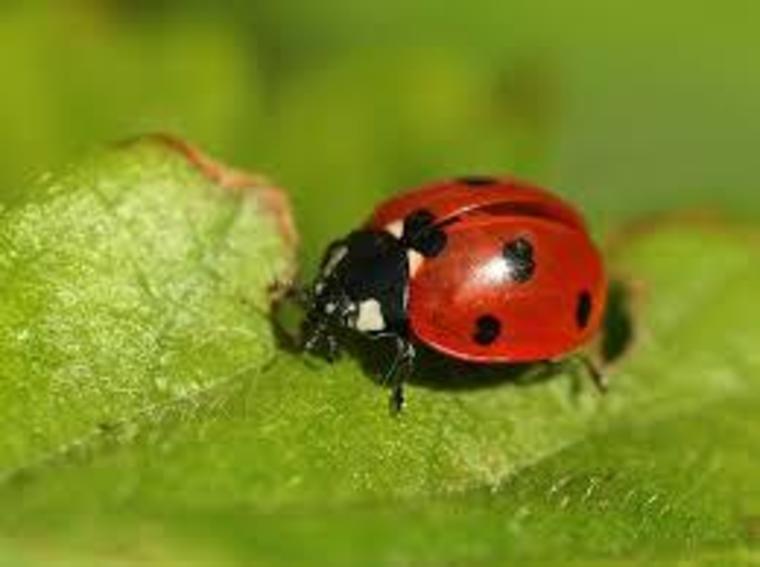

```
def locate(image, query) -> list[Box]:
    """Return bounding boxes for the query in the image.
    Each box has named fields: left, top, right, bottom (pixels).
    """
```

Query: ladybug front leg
left=301, top=318, right=324, bottom=353
left=302, top=321, right=342, bottom=363
left=382, top=336, right=416, bottom=414
left=323, top=331, right=341, bottom=362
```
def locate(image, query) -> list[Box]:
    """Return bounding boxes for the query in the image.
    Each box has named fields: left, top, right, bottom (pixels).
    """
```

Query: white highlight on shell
left=355, top=298, right=386, bottom=332
left=384, top=220, right=404, bottom=238
left=479, top=256, right=514, bottom=284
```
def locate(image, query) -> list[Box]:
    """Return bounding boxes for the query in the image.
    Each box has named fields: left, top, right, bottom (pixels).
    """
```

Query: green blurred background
left=3, top=0, right=759, bottom=268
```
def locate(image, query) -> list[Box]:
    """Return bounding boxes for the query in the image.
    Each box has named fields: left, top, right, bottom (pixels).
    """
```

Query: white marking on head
left=322, top=245, right=347, bottom=276
left=408, top=250, right=424, bottom=278
left=324, top=302, right=337, bottom=314
left=354, top=298, right=386, bottom=332
left=385, top=220, right=403, bottom=239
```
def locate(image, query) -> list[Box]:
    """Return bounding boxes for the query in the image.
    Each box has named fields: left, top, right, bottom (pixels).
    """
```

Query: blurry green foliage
left=1, top=1, right=760, bottom=564
left=3, top=1, right=760, bottom=266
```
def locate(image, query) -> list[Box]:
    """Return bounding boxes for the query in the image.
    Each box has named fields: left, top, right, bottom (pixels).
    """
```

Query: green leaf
left=0, top=136, right=295, bottom=474
left=0, top=142, right=758, bottom=564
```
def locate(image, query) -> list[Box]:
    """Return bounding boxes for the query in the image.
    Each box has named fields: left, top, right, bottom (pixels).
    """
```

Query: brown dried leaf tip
left=139, top=133, right=299, bottom=255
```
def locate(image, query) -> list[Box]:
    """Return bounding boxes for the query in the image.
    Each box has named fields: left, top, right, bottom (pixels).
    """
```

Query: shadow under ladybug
left=341, top=278, right=632, bottom=391
left=277, top=275, right=632, bottom=412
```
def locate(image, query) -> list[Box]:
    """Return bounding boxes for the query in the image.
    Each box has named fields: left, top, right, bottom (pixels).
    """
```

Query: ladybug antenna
left=268, top=276, right=314, bottom=309
left=295, top=284, right=314, bottom=308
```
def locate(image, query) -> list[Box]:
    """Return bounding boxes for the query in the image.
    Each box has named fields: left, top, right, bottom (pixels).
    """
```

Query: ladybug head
left=302, top=230, right=410, bottom=355
left=310, top=272, right=360, bottom=331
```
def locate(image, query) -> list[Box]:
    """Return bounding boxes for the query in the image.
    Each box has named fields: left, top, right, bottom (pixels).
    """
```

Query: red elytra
left=366, top=176, right=607, bottom=363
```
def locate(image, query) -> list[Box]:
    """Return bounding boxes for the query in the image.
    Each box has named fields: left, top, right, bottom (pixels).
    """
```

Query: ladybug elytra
left=303, top=176, right=607, bottom=410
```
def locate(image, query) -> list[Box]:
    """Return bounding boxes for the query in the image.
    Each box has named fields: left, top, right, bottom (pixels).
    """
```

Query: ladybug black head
left=304, top=229, right=410, bottom=352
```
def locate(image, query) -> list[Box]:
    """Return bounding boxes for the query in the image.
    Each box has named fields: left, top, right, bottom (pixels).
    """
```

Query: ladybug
left=302, top=176, right=607, bottom=410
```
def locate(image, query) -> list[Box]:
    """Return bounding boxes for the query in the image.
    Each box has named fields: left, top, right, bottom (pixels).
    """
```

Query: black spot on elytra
left=402, top=209, right=447, bottom=258
left=503, top=237, right=535, bottom=283
left=403, top=209, right=436, bottom=234
left=576, top=290, right=592, bottom=329
left=457, top=175, right=499, bottom=187
left=415, top=229, right=447, bottom=257
left=473, top=315, right=501, bottom=345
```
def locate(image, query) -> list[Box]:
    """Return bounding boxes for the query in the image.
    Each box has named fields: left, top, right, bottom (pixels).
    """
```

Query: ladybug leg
left=576, top=354, right=608, bottom=393
left=302, top=316, right=329, bottom=356
left=515, top=361, right=556, bottom=385
left=301, top=321, right=323, bottom=353
left=527, top=355, right=607, bottom=394
left=383, top=336, right=416, bottom=413
left=323, top=331, right=341, bottom=362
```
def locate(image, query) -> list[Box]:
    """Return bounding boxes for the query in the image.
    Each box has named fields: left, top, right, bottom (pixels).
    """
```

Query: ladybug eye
left=502, top=237, right=535, bottom=283
left=576, top=290, right=592, bottom=329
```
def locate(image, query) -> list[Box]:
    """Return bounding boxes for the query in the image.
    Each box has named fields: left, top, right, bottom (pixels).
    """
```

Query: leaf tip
left=119, top=133, right=300, bottom=256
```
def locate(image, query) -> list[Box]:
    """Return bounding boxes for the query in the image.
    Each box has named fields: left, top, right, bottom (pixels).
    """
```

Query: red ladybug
left=303, top=176, right=607, bottom=410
